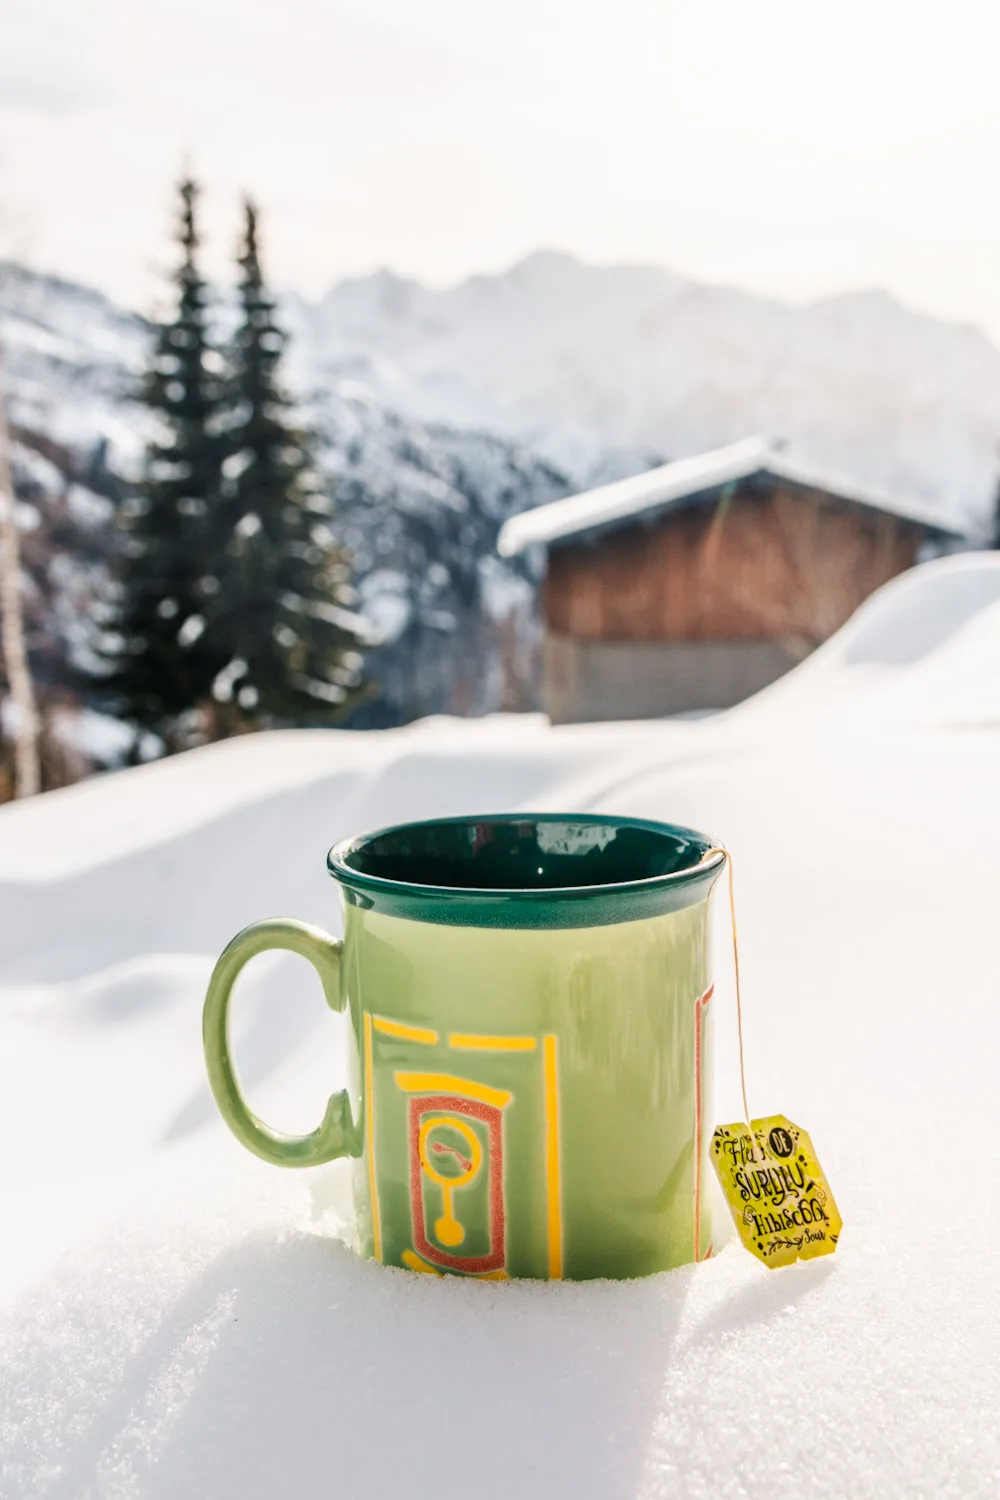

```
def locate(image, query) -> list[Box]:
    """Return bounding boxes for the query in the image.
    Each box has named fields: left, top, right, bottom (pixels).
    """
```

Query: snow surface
left=3, top=557, right=1000, bottom=1497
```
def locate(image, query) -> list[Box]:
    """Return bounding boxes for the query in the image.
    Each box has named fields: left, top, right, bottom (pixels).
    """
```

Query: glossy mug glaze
left=203, top=813, right=725, bottom=1280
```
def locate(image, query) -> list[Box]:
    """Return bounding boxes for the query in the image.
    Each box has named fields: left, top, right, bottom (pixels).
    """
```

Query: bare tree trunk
left=0, top=341, right=40, bottom=797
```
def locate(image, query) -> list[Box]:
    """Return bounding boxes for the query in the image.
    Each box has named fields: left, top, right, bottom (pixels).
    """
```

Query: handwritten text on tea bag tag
left=711, top=1115, right=842, bottom=1269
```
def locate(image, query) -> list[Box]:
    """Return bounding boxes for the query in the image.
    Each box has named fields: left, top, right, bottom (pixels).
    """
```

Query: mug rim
left=327, top=811, right=724, bottom=909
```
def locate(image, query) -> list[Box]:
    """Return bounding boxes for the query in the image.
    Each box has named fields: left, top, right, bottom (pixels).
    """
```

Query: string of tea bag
left=699, top=843, right=844, bottom=1269
left=702, top=845, right=751, bottom=1127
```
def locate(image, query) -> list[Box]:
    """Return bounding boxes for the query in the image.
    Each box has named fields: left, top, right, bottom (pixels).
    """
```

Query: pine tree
left=106, top=176, right=227, bottom=751
left=201, top=198, right=364, bottom=731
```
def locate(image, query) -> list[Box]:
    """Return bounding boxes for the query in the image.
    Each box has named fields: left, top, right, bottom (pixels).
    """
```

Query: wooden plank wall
left=542, top=482, right=923, bottom=646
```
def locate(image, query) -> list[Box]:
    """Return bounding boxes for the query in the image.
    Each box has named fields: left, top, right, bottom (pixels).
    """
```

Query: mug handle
left=202, top=917, right=355, bottom=1167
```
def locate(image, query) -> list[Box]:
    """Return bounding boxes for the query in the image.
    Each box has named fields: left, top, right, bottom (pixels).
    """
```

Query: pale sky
left=3, top=0, right=1000, bottom=336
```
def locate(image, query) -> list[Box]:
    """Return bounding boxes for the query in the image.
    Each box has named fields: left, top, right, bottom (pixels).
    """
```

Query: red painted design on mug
left=408, top=1093, right=506, bottom=1274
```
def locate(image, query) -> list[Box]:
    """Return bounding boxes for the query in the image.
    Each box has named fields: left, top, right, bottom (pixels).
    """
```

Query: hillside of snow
left=0, top=261, right=148, bottom=468
left=7, top=249, right=1000, bottom=556
left=4, top=249, right=999, bottom=758
left=2, top=555, right=1000, bottom=1497
left=293, top=250, right=1000, bottom=533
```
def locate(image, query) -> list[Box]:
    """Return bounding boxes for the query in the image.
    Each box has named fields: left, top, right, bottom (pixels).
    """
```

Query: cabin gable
left=543, top=480, right=924, bottom=649
left=496, top=437, right=959, bottom=723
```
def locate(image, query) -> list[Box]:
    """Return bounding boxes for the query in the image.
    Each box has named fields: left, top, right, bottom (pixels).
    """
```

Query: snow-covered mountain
left=3, top=249, right=999, bottom=777
left=312, top=389, right=566, bottom=726
left=0, top=262, right=148, bottom=470
left=291, top=250, right=1000, bottom=536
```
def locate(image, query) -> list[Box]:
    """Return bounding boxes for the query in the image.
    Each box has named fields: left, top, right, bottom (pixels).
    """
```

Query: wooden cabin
left=497, top=437, right=961, bottom=722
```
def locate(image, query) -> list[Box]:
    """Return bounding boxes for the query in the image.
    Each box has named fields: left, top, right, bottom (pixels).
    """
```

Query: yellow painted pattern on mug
left=418, top=1114, right=483, bottom=1248
left=448, top=1033, right=537, bottom=1052
left=401, top=1249, right=509, bottom=1280
left=401, top=1249, right=442, bottom=1275
left=542, top=1034, right=563, bottom=1279
left=363, top=1011, right=383, bottom=1262
left=372, top=1016, right=438, bottom=1045
left=393, top=1071, right=513, bottom=1109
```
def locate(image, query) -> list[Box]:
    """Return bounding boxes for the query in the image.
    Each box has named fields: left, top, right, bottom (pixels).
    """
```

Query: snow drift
left=734, top=551, right=1000, bottom=728
left=2, top=559, right=1000, bottom=1497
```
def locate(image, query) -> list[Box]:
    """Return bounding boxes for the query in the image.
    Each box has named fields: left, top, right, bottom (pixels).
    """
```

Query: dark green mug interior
left=331, top=814, right=716, bottom=893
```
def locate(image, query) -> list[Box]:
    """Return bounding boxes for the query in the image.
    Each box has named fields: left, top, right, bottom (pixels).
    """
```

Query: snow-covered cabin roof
left=496, top=436, right=962, bottom=557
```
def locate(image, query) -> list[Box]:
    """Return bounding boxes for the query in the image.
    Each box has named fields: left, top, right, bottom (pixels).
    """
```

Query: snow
left=12, top=252, right=996, bottom=542
left=50, top=706, right=139, bottom=766
left=357, top=569, right=412, bottom=646
left=0, top=262, right=148, bottom=473
left=731, top=552, right=1000, bottom=728
left=3, top=558, right=1000, bottom=1497
left=497, top=435, right=958, bottom=557
left=10, top=442, right=64, bottom=496
left=305, top=252, right=1000, bottom=532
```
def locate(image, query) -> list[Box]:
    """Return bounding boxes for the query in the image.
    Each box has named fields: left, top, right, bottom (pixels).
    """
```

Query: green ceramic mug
left=203, top=813, right=724, bottom=1280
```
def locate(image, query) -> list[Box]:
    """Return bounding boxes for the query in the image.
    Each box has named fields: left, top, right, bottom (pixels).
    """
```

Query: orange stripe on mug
left=363, top=1012, right=383, bottom=1262
left=372, top=1016, right=438, bottom=1046
left=448, top=1033, right=537, bottom=1052
left=543, top=1034, right=563, bottom=1279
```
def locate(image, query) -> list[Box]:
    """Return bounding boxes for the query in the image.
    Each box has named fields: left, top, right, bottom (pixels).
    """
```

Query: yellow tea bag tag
left=711, top=1115, right=842, bottom=1269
